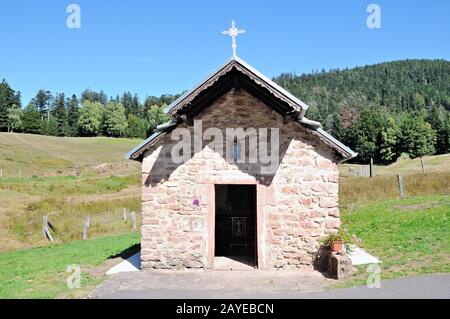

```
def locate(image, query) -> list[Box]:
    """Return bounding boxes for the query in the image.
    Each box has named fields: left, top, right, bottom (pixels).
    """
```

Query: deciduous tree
left=102, top=101, right=128, bottom=137
left=7, top=106, right=23, bottom=132
left=78, top=100, right=103, bottom=136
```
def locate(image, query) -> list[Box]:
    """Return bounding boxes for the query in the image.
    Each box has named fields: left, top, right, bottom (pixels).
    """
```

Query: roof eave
left=163, top=57, right=236, bottom=114
left=314, top=127, right=358, bottom=161
left=126, top=121, right=177, bottom=161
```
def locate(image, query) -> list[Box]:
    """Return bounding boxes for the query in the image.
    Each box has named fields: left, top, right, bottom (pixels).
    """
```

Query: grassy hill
left=340, top=153, right=450, bottom=177
left=0, top=133, right=141, bottom=177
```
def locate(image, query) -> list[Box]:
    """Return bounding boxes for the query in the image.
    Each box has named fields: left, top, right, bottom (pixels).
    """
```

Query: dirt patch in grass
left=65, top=185, right=140, bottom=204
left=391, top=203, right=438, bottom=212
left=83, top=259, right=120, bottom=280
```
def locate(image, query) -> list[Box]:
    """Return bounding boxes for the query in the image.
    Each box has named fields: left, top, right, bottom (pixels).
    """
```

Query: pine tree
left=0, top=79, right=21, bottom=131
left=67, top=94, right=80, bottom=136
left=131, top=94, right=141, bottom=116
left=34, top=89, right=52, bottom=120
left=427, top=105, right=450, bottom=154
left=52, top=93, right=69, bottom=136
left=41, top=114, right=58, bottom=136
left=81, top=89, right=107, bottom=105
left=121, top=92, right=134, bottom=116
left=22, top=103, right=41, bottom=134
left=324, top=113, right=343, bottom=140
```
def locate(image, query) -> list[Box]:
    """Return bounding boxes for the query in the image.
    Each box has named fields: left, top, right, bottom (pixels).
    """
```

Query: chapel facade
left=128, top=57, right=356, bottom=270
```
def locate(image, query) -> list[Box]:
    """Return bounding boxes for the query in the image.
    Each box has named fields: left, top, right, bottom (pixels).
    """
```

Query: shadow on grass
left=108, top=243, right=140, bottom=260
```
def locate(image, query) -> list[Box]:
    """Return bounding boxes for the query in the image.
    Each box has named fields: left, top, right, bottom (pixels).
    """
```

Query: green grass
left=338, top=194, right=450, bottom=287
left=0, top=233, right=140, bottom=299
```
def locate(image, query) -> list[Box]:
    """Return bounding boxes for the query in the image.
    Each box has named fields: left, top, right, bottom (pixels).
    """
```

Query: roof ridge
left=164, top=57, right=309, bottom=116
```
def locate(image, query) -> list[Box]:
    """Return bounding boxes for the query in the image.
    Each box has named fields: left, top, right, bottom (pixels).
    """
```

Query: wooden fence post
left=131, top=212, right=136, bottom=232
left=0, top=167, right=2, bottom=178
left=420, top=157, right=424, bottom=175
left=123, top=208, right=128, bottom=221
left=41, top=215, right=47, bottom=238
left=42, top=214, right=54, bottom=242
left=83, top=215, right=90, bottom=240
left=369, top=158, right=373, bottom=178
left=397, top=175, right=405, bottom=198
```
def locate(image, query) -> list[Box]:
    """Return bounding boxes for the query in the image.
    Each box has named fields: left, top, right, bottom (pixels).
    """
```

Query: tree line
left=0, top=82, right=177, bottom=139
left=1, top=59, right=449, bottom=164
left=274, top=59, right=450, bottom=163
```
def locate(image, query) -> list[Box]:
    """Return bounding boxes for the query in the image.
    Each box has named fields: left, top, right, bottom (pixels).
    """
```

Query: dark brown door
left=215, top=185, right=256, bottom=266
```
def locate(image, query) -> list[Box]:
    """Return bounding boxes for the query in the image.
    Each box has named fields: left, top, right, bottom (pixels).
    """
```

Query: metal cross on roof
left=222, top=20, right=245, bottom=58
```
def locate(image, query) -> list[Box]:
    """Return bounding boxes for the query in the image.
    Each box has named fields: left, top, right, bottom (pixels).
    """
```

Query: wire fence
left=41, top=208, right=141, bottom=243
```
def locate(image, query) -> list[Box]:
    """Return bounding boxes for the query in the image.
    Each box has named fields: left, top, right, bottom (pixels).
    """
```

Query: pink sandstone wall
left=140, top=89, right=340, bottom=269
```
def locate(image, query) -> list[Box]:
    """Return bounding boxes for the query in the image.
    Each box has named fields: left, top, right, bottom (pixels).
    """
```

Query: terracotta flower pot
left=330, top=240, right=344, bottom=252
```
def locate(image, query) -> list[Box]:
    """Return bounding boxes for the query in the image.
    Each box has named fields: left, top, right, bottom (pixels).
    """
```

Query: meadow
left=0, top=133, right=140, bottom=177
left=340, top=171, right=450, bottom=209
left=0, top=133, right=142, bottom=251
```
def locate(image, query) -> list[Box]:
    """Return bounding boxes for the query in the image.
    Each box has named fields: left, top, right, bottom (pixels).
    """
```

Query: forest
left=0, top=86, right=175, bottom=140
left=274, top=59, right=450, bottom=163
left=0, top=59, right=449, bottom=164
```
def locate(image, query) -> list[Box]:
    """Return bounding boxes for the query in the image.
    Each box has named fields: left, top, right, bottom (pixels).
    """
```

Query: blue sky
left=0, top=0, right=449, bottom=105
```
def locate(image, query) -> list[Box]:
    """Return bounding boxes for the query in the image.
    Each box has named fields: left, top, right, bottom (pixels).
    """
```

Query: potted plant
left=320, top=228, right=353, bottom=253
left=330, top=235, right=344, bottom=252
left=320, top=233, right=344, bottom=252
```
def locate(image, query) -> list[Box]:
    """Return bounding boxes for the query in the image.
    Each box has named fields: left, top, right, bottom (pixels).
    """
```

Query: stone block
left=328, top=251, right=354, bottom=280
